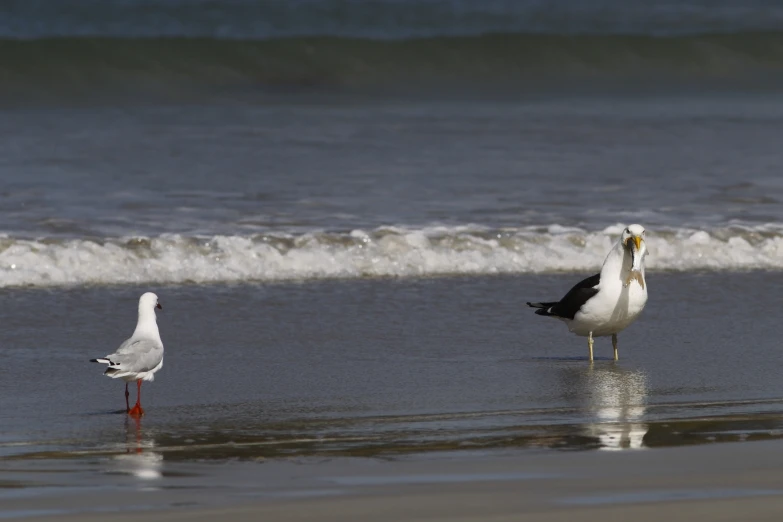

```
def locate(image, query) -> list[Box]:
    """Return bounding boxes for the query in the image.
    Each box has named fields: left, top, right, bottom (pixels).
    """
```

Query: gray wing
left=104, top=337, right=164, bottom=373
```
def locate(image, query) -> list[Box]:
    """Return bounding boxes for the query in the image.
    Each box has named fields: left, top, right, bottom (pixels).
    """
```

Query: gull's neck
left=133, top=305, right=160, bottom=340
left=600, top=239, right=644, bottom=283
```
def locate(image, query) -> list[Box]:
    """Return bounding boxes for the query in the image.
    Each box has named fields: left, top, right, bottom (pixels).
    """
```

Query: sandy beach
left=7, top=440, right=783, bottom=521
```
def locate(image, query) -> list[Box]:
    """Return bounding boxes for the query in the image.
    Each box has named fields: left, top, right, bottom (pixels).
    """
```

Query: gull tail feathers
left=90, top=358, right=130, bottom=378
left=527, top=301, right=558, bottom=316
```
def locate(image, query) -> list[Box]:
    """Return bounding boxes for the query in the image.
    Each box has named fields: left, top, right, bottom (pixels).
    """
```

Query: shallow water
left=2, top=271, right=783, bottom=466
left=2, top=272, right=783, bottom=517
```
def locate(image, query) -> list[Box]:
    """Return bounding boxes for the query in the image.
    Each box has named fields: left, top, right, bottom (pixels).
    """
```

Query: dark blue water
left=3, top=0, right=783, bottom=39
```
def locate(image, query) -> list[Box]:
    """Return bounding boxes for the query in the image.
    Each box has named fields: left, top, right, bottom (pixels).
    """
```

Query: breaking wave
left=1, top=224, right=783, bottom=287
left=5, top=32, right=783, bottom=101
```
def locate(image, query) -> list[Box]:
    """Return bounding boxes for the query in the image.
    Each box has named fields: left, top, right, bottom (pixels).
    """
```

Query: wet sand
left=7, top=440, right=783, bottom=521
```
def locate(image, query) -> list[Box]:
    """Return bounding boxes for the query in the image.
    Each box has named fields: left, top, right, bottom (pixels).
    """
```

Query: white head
left=621, top=224, right=647, bottom=271
left=133, top=292, right=163, bottom=339
left=139, top=292, right=162, bottom=313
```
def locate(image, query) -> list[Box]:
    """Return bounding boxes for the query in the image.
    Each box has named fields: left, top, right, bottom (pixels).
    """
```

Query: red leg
left=125, top=383, right=130, bottom=413
left=128, top=380, right=144, bottom=417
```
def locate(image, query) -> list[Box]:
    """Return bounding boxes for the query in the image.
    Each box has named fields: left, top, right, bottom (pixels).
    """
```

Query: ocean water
left=2, top=0, right=783, bottom=516
left=1, top=1, right=783, bottom=289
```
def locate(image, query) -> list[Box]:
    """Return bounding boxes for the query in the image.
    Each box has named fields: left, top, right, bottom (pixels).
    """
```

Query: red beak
left=156, top=303, right=163, bottom=310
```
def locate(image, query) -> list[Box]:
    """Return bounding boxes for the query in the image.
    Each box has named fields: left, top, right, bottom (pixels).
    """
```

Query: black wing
left=526, top=273, right=600, bottom=320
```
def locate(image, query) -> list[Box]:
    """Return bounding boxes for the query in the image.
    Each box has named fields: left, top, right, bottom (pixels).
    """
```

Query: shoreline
left=5, top=402, right=783, bottom=460
left=6, top=439, right=783, bottom=521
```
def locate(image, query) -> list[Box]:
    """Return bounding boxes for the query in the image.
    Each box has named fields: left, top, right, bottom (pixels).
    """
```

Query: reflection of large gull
left=107, top=416, right=163, bottom=481
left=582, top=365, right=648, bottom=451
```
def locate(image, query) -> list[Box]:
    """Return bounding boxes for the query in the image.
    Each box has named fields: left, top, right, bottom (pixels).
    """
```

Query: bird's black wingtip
left=527, top=301, right=558, bottom=316
left=89, top=358, right=99, bottom=363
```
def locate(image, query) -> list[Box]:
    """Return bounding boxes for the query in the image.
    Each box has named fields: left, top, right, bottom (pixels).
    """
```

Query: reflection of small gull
left=107, top=416, right=163, bottom=480
left=582, top=365, right=648, bottom=451
left=112, top=447, right=163, bottom=480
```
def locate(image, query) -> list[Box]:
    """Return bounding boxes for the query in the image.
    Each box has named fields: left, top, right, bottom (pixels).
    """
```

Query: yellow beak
left=626, top=236, right=642, bottom=250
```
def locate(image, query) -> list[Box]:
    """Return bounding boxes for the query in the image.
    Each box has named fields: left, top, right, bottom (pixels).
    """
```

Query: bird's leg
left=612, top=333, right=619, bottom=361
left=125, top=383, right=130, bottom=413
left=128, top=380, right=144, bottom=417
left=588, top=331, right=594, bottom=362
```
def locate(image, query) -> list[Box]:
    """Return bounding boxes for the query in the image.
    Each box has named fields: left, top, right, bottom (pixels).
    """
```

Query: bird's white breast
left=569, top=275, right=648, bottom=337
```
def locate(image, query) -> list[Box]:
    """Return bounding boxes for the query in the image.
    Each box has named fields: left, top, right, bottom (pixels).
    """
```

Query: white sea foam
left=1, top=224, right=783, bottom=287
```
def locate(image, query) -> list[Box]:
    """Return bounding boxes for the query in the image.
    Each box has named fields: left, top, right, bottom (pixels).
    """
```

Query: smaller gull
left=527, top=224, right=648, bottom=362
left=90, top=292, right=164, bottom=416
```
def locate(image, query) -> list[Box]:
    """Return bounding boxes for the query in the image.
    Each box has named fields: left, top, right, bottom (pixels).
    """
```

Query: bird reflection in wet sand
left=108, top=416, right=162, bottom=481
left=580, top=365, right=649, bottom=451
